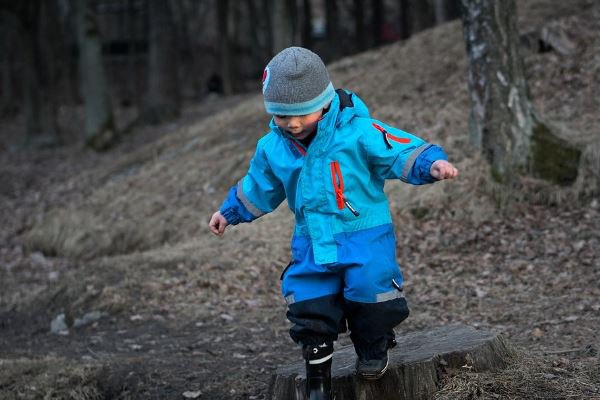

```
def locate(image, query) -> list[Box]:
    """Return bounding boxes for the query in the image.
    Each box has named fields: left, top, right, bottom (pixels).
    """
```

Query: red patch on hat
left=262, top=67, right=271, bottom=94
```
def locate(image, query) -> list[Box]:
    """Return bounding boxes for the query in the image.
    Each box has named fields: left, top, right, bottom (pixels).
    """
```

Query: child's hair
left=262, top=47, right=335, bottom=116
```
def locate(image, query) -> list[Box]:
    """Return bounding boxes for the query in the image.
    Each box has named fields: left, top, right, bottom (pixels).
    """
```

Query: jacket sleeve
left=220, top=142, right=286, bottom=225
left=360, top=120, right=448, bottom=185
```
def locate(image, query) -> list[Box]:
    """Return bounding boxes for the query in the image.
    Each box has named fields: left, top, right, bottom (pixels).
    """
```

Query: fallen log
left=268, top=324, right=515, bottom=400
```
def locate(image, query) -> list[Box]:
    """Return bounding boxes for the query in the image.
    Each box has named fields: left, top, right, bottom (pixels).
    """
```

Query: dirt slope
left=1, top=1, right=599, bottom=399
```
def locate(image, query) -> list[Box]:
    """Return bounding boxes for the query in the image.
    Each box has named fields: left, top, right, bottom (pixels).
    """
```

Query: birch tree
left=461, top=0, right=581, bottom=184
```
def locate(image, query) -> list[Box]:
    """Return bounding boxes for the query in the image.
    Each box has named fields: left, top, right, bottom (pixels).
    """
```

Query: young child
left=209, top=47, right=457, bottom=399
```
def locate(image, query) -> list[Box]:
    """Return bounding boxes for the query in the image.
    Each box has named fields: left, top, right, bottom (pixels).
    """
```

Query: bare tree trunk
left=271, top=0, right=295, bottom=53
left=409, top=0, right=435, bottom=34
left=353, top=0, right=367, bottom=51
left=126, top=0, right=138, bottom=106
left=61, top=2, right=80, bottom=106
left=21, top=1, right=60, bottom=148
left=371, top=0, right=384, bottom=46
left=77, top=0, right=117, bottom=150
left=0, top=13, right=17, bottom=117
left=173, top=0, right=200, bottom=98
left=301, top=0, right=312, bottom=48
left=217, top=0, right=233, bottom=95
left=461, top=0, right=580, bottom=184
left=246, top=0, right=268, bottom=68
left=1, top=37, right=11, bottom=114
left=142, top=0, right=180, bottom=123
left=325, top=0, right=340, bottom=58
left=398, top=0, right=410, bottom=39
left=433, top=0, right=460, bottom=24
left=231, top=0, right=243, bottom=91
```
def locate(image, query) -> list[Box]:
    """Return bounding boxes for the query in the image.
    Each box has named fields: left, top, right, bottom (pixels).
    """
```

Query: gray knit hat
left=262, top=47, right=335, bottom=116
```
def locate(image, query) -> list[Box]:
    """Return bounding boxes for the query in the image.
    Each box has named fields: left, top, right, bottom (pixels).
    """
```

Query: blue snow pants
left=280, top=224, right=409, bottom=348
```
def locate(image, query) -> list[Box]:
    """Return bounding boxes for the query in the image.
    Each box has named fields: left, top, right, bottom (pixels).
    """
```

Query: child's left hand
left=430, top=160, right=459, bottom=180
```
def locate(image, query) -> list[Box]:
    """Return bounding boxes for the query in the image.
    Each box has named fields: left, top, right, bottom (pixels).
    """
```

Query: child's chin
left=290, top=132, right=308, bottom=139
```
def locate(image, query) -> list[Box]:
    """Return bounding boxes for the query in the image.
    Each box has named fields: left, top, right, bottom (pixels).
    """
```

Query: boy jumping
left=209, top=47, right=458, bottom=400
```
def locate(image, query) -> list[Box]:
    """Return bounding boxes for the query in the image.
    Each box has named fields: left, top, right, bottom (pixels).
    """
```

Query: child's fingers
left=431, top=161, right=458, bottom=180
left=209, top=221, right=219, bottom=236
left=208, top=215, right=222, bottom=236
left=443, top=166, right=458, bottom=179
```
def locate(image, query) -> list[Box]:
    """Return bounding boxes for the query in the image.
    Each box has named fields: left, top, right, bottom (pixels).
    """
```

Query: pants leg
left=339, top=225, right=410, bottom=356
left=281, top=235, right=346, bottom=345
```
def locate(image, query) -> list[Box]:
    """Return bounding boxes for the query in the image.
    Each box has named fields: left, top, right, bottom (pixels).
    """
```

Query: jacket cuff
left=419, top=145, right=448, bottom=182
left=408, top=144, right=448, bottom=184
left=220, top=206, right=241, bottom=225
left=219, top=185, right=256, bottom=225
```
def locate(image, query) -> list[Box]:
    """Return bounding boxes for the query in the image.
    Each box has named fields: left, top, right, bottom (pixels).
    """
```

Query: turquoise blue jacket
left=221, top=90, right=446, bottom=265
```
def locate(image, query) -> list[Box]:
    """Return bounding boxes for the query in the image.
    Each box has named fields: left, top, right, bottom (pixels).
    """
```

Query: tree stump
left=268, top=324, right=515, bottom=400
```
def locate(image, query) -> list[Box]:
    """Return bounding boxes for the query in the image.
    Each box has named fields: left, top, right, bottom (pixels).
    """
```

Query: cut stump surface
left=269, top=324, right=515, bottom=400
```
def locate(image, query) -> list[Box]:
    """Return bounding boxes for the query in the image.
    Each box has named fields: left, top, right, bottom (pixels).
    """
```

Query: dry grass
left=0, top=358, right=103, bottom=400
left=435, top=351, right=600, bottom=400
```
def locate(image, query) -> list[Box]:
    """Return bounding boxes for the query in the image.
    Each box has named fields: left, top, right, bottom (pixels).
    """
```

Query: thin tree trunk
left=353, top=0, right=366, bottom=51
left=433, top=0, right=460, bottom=23
left=231, top=0, right=242, bottom=91
left=217, top=0, right=233, bottom=95
left=288, top=0, right=300, bottom=46
left=1, top=14, right=16, bottom=116
left=398, top=0, right=410, bottom=39
left=126, top=0, right=137, bottom=106
left=325, top=0, right=339, bottom=58
left=77, top=0, right=117, bottom=150
left=409, top=0, right=435, bottom=34
left=174, top=0, right=198, bottom=98
left=21, top=1, right=60, bottom=148
left=142, top=0, right=180, bottom=123
left=271, top=0, right=294, bottom=53
left=63, top=1, right=80, bottom=105
left=246, top=0, right=266, bottom=68
left=301, top=0, right=312, bottom=48
left=371, top=0, right=384, bottom=46
left=461, top=0, right=580, bottom=184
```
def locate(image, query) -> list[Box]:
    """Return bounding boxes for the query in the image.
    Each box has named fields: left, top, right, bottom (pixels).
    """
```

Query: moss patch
left=531, top=122, right=581, bottom=186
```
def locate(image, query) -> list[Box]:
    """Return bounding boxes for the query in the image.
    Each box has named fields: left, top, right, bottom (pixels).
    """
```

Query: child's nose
left=287, top=117, right=301, bottom=128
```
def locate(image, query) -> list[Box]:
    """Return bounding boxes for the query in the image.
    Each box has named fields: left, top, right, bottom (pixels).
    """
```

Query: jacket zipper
left=330, top=161, right=360, bottom=217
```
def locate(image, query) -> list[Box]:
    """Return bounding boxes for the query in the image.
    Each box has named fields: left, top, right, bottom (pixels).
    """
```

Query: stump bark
left=268, top=324, right=515, bottom=400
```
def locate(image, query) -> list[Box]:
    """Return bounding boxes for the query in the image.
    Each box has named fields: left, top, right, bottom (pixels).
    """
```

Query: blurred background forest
left=0, top=0, right=461, bottom=150
left=1, top=0, right=599, bottom=399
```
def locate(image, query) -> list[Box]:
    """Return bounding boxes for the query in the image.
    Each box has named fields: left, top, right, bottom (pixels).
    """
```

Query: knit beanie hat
left=262, top=47, right=335, bottom=116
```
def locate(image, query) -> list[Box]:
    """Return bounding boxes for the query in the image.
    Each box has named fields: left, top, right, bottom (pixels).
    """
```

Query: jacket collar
left=269, top=90, right=371, bottom=143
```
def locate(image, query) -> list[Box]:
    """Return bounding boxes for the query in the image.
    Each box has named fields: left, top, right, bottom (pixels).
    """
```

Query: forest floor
left=1, top=1, right=599, bottom=399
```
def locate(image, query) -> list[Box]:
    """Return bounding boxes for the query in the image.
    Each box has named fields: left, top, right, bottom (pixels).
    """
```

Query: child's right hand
left=209, top=211, right=229, bottom=236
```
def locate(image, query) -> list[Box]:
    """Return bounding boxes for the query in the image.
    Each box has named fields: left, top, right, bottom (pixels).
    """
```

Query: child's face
left=274, top=109, right=323, bottom=140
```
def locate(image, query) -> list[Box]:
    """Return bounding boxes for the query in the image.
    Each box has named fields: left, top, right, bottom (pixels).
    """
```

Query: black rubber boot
left=354, top=337, right=396, bottom=380
left=303, top=342, right=333, bottom=400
